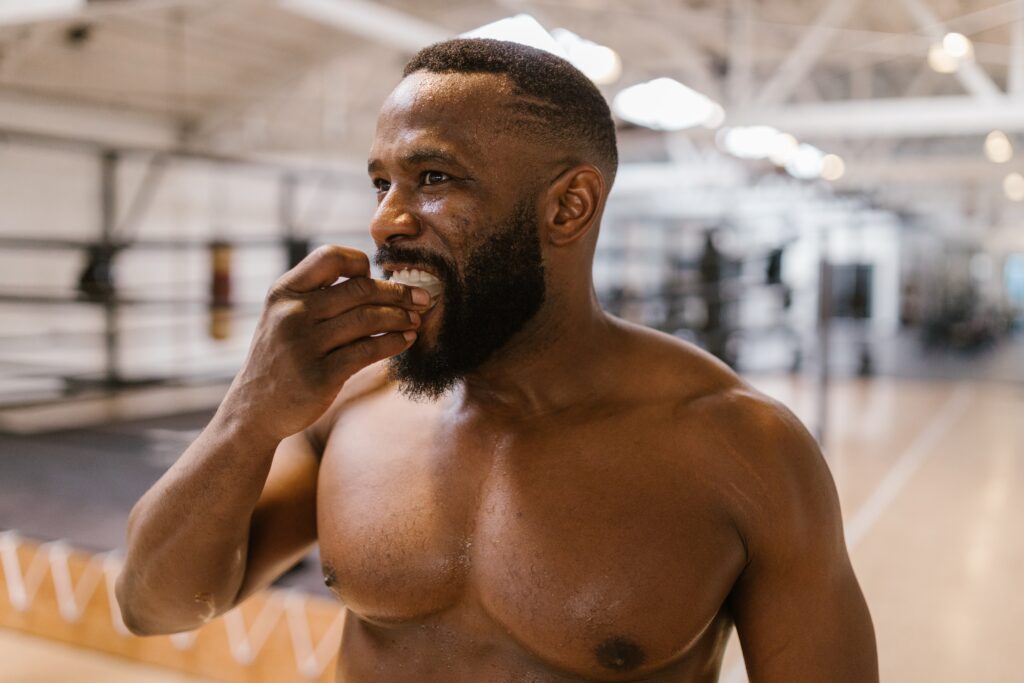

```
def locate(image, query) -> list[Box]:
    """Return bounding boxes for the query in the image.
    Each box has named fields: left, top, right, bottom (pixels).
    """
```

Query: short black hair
left=403, top=38, right=618, bottom=185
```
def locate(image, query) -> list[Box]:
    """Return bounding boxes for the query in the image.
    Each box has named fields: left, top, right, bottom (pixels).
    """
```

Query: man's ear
left=542, top=164, right=605, bottom=246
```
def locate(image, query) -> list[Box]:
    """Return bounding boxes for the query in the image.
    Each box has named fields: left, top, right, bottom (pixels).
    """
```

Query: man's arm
left=727, top=399, right=878, bottom=682
left=115, top=246, right=428, bottom=635
left=116, top=423, right=319, bottom=635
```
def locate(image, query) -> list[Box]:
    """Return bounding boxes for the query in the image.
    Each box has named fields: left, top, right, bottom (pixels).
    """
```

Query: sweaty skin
left=117, top=69, right=878, bottom=682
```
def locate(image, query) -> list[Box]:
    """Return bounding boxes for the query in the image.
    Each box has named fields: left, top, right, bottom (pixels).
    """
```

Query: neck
left=455, top=284, right=620, bottom=419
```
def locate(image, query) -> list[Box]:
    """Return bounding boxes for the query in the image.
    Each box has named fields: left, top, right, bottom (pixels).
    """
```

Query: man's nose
left=370, top=186, right=420, bottom=245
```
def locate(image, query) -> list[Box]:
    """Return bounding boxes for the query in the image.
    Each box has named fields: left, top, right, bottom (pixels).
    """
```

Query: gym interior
left=0, top=1, right=1021, bottom=682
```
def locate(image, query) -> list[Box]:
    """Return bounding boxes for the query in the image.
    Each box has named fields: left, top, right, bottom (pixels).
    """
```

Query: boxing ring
left=0, top=530, right=345, bottom=682
left=0, top=407, right=348, bottom=683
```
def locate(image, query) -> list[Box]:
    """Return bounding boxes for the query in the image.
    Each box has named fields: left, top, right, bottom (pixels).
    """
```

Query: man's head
left=367, top=38, right=618, bottom=400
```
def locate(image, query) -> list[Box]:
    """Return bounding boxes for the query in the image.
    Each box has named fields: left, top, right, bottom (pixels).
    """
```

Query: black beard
left=374, top=200, right=546, bottom=401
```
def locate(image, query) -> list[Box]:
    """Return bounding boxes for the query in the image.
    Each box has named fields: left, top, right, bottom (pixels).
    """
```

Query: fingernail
left=411, top=288, right=430, bottom=306
left=408, top=311, right=421, bottom=325
left=403, top=330, right=417, bottom=342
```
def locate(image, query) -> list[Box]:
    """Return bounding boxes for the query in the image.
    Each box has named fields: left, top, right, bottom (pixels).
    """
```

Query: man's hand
left=226, top=245, right=431, bottom=442
left=117, top=245, right=432, bottom=635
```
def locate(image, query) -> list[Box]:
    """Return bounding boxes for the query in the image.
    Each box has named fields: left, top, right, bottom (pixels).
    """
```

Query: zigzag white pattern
left=1, top=531, right=110, bottom=621
left=284, top=592, right=346, bottom=680
left=0, top=530, right=345, bottom=674
left=223, top=593, right=285, bottom=664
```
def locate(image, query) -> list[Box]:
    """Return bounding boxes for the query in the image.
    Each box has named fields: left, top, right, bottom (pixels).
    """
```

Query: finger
left=308, top=276, right=432, bottom=320
left=328, top=330, right=417, bottom=376
left=316, top=305, right=419, bottom=353
left=276, top=245, right=370, bottom=294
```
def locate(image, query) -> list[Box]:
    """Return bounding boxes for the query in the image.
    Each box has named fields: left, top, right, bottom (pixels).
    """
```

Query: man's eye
left=423, top=171, right=449, bottom=185
left=373, top=179, right=391, bottom=193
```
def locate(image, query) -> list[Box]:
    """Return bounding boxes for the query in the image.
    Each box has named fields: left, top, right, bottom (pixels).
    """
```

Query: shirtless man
left=117, top=39, right=878, bottom=682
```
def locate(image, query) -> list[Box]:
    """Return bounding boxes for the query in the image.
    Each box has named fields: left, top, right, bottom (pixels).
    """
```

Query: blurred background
left=0, top=0, right=1021, bottom=681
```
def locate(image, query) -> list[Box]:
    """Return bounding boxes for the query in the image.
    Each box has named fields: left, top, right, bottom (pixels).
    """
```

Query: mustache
left=373, top=244, right=457, bottom=284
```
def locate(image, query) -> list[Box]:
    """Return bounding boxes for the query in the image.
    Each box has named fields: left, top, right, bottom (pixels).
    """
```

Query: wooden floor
left=723, top=376, right=1023, bottom=683
left=0, top=628, right=216, bottom=683
left=2, top=376, right=1020, bottom=682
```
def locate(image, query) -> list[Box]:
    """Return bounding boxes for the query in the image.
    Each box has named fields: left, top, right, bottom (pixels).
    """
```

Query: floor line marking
left=843, top=385, right=973, bottom=550
left=721, top=384, right=975, bottom=683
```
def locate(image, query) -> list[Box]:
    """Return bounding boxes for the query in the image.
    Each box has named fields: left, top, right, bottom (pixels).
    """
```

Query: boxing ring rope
left=0, top=530, right=345, bottom=682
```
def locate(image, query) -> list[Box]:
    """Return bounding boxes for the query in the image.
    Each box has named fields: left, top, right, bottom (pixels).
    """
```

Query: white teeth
left=391, top=268, right=440, bottom=287
left=389, top=268, right=443, bottom=306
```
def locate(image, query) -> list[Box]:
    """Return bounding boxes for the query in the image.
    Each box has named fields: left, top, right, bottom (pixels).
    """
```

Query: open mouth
left=385, top=266, right=443, bottom=310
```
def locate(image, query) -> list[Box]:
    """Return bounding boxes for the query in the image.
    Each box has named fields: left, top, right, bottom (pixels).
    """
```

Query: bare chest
left=316, top=398, right=745, bottom=679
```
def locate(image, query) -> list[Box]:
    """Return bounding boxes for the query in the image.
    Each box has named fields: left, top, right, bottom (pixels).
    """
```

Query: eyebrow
left=367, top=148, right=464, bottom=174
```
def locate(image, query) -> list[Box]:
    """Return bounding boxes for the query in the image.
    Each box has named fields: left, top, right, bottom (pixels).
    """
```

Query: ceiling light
left=719, top=126, right=782, bottom=159
left=821, top=154, right=846, bottom=181
left=701, top=103, right=726, bottom=129
left=942, top=32, right=973, bottom=60
left=551, top=28, right=621, bottom=85
left=768, top=133, right=799, bottom=165
left=1004, top=172, right=1024, bottom=201
left=460, top=14, right=564, bottom=57
left=928, top=32, right=975, bottom=74
left=928, top=42, right=960, bottom=73
left=984, top=131, right=1013, bottom=164
left=613, top=78, right=722, bottom=131
left=0, top=0, right=83, bottom=26
left=785, top=143, right=826, bottom=180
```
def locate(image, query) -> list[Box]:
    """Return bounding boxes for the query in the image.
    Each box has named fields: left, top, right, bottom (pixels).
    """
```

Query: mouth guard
left=388, top=273, right=442, bottom=308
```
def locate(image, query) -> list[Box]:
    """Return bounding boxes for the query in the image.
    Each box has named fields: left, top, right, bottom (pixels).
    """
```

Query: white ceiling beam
left=728, top=96, right=1024, bottom=138
left=727, top=0, right=755, bottom=107
left=840, top=157, right=1021, bottom=184
left=751, top=0, right=861, bottom=108
left=750, top=23, right=1016, bottom=67
left=1010, top=0, right=1024, bottom=96
left=0, top=90, right=176, bottom=147
left=898, top=0, right=1003, bottom=100
left=278, top=0, right=448, bottom=54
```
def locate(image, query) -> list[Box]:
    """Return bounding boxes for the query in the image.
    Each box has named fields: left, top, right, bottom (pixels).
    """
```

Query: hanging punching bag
left=209, top=240, right=233, bottom=340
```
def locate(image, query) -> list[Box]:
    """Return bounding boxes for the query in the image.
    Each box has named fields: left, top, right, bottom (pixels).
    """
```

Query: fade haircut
left=403, top=38, right=618, bottom=185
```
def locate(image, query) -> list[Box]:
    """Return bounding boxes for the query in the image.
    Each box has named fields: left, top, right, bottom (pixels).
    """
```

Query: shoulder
left=683, top=382, right=842, bottom=563
left=615, top=321, right=839, bottom=555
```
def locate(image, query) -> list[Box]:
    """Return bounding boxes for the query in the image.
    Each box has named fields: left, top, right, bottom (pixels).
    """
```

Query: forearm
left=116, top=402, right=280, bottom=634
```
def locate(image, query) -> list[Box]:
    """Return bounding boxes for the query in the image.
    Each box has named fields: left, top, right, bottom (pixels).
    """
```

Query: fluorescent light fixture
left=613, top=78, right=722, bottom=131
left=551, top=28, right=621, bottom=85
left=1004, top=172, right=1024, bottom=201
left=820, top=154, right=846, bottom=181
left=785, top=143, right=826, bottom=180
left=0, top=0, right=84, bottom=26
left=460, top=14, right=565, bottom=57
left=460, top=17, right=622, bottom=86
left=984, top=130, right=1013, bottom=163
left=928, top=42, right=959, bottom=73
left=280, top=0, right=448, bottom=53
left=768, top=133, right=799, bottom=165
left=942, top=32, right=973, bottom=59
left=718, top=126, right=784, bottom=159
left=928, top=32, right=974, bottom=74
left=702, top=103, right=726, bottom=129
